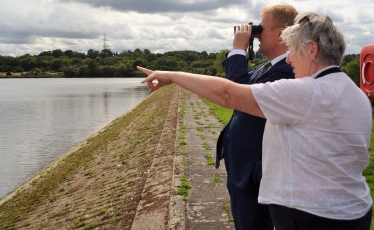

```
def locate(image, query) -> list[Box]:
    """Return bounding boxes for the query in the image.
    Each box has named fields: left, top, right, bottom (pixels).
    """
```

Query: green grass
left=213, top=177, right=222, bottom=184
left=201, top=98, right=233, bottom=124
left=220, top=204, right=230, bottom=212
left=204, top=155, right=215, bottom=165
left=365, top=119, right=374, bottom=229
left=220, top=204, right=233, bottom=223
left=179, top=105, right=185, bottom=117
left=202, top=142, right=211, bottom=150
left=177, top=175, right=192, bottom=199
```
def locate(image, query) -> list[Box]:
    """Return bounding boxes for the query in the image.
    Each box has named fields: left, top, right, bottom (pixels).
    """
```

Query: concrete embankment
left=131, top=88, right=234, bottom=230
left=0, top=85, right=233, bottom=230
left=171, top=89, right=234, bottom=230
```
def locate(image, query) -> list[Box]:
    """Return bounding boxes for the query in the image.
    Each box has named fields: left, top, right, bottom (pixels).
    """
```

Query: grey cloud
left=342, top=25, right=373, bottom=54
left=314, top=7, right=345, bottom=23
left=58, top=0, right=248, bottom=13
left=346, top=38, right=372, bottom=54
left=357, top=12, right=374, bottom=24
left=0, top=14, right=125, bottom=46
left=0, top=36, right=37, bottom=45
left=0, top=22, right=102, bottom=44
left=40, top=30, right=101, bottom=40
left=146, top=25, right=196, bottom=40
left=186, top=13, right=256, bottom=26
left=204, top=28, right=226, bottom=40
left=0, top=0, right=126, bottom=46
left=1, top=0, right=373, bottom=56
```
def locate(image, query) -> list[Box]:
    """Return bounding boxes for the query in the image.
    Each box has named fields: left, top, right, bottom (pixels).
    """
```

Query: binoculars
left=234, top=23, right=263, bottom=35
left=233, top=23, right=263, bottom=62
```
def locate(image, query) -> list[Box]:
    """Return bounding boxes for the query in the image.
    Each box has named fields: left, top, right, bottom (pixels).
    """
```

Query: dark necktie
left=253, top=62, right=272, bottom=83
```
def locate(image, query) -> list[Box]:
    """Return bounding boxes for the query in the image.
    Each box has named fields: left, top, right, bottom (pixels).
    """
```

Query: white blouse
left=252, top=66, right=373, bottom=220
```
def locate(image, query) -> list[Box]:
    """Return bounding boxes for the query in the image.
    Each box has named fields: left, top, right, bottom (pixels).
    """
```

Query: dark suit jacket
left=216, top=54, right=294, bottom=190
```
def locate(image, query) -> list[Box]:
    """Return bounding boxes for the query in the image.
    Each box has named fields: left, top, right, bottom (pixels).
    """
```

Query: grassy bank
left=202, top=99, right=374, bottom=229
left=0, top=84, right=177, bottom=229
left=364, top=121, right=374, bottom=229
left=0, top=72, right=63, bottom=78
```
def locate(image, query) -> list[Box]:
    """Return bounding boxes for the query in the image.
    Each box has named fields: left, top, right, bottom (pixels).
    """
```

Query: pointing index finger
left=137, top=66, right=152, bottom=75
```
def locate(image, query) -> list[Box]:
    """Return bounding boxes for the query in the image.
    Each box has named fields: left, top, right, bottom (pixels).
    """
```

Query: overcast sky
left=1, top=0, right=373, bottom=57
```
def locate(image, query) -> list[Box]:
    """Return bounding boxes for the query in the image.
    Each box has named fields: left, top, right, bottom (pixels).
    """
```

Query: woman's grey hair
left=280, top=12, right=346, bottom=65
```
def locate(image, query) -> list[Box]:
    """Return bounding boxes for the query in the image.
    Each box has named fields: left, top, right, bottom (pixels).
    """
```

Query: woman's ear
left=309, top=41, right=319, bottom=58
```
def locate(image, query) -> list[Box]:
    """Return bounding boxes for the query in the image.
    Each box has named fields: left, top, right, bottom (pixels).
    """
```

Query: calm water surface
left=0, top=78, right=150, bottom=198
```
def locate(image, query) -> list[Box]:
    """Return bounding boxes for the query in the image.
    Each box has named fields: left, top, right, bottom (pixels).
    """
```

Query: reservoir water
left=0, top=78, right=150, bottom=198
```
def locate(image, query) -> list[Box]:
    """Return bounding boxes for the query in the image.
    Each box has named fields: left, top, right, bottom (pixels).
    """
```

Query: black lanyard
left=315, top=67, right=341, bottom=79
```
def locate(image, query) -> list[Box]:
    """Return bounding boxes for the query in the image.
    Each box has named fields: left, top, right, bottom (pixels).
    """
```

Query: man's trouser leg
left=227, top=180, right=273, bottom=230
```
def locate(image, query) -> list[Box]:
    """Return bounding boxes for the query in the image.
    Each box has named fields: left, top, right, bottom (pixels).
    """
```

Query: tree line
left=0, top=48, right=361, bottom=86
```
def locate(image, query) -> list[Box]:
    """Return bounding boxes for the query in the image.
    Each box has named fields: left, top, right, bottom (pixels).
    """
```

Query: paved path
left=172, top=88, right=235, bottom=230
left=132, top=86, right=235, bottom=230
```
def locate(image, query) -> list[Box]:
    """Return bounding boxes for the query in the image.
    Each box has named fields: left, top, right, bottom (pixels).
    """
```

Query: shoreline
left=0, top=85, right=178, bottom=229
left=0, top=90, right=154, bottom=205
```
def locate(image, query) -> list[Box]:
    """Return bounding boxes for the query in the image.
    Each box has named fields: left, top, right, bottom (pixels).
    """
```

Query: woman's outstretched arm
left=138, top=66, right=265, bottom=118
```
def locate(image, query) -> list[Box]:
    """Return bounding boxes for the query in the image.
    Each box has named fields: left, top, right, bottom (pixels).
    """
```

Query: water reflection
left=0, top=78, right=149, bottom=198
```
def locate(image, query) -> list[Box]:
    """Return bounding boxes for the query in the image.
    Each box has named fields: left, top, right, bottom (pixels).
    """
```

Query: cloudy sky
left=1, top=0, right=373, bottom=57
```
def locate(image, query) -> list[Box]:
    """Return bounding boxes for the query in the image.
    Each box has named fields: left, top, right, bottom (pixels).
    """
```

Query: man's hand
left=233, top=24, right=252, bottom=51
left=138, top=66, right=173, bottom=93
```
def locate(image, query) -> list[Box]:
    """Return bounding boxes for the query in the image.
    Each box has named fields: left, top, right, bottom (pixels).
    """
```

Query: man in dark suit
left=216, top=5, right=298, bottom=230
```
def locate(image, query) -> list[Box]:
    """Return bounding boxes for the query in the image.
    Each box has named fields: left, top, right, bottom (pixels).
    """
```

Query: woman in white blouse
left=138, top=12, right=372, bottom=230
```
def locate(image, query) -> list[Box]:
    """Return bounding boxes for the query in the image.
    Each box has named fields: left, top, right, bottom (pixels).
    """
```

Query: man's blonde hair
left=261, top=5, right=298, bottom=29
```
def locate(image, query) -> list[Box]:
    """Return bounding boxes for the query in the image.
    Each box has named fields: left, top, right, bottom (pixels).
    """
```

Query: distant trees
left=12, top=65, right=24, bottom=72
left=52, top=49, right=64, bottom=58
left=0, top=48, right=363, bottom=84
left=214, top=49, right=229, bottom=77
left=341, top=56, right=360, bottom=86
left=87, top=49, right=99, bottom=59
left=64, top=66, right=77, bottom=78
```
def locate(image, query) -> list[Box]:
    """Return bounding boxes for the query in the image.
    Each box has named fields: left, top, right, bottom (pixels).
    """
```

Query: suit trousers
left=269, top=204, right=372, bottom=230
left=227, top=179, right=273, bottom=230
